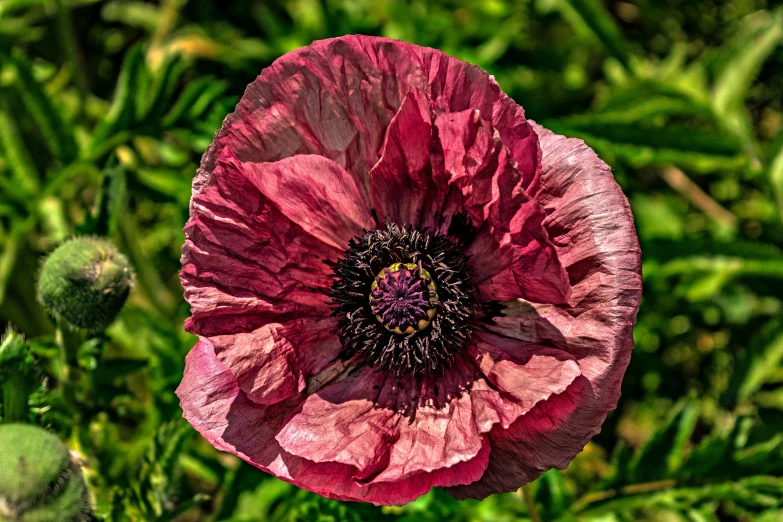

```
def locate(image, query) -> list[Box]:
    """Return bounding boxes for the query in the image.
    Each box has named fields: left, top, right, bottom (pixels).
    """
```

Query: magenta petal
left=210, top=317, right=341, bottom=406
left=367, top=368, right=486, bottom=483
left=466, top=152, right=570, bottom=303
left=275, top=366, right=396, bottom=473
left=207, top=38, right=420, bottom=199
left=181, top=149, right=340, bottom=337
left=430, top=109, right=495, bottom=233
left=370, top=90, right=445, bottom=227
left=425, top=108, right=569, bottom=303
left=449, top=377, right=594, bottom=500
left=238, top=154, right=376, bottom=250
left=181, top=36, right=642, bottom=505
left=447, top=124, right=642, bottom=500
left=492, top=92, right=542, bottom=194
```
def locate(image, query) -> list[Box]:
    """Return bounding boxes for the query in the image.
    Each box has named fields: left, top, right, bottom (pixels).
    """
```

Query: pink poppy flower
left=177, top=35, right=642, bottom=505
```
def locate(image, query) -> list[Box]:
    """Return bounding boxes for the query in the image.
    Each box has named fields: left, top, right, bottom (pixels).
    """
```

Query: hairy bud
left=0, top=424, right=91, bottom=522
left=37, top=237, right=133, bottom=330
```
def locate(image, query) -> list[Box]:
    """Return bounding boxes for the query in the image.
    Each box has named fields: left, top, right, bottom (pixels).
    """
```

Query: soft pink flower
left=177, top=35, right=642, bottom=505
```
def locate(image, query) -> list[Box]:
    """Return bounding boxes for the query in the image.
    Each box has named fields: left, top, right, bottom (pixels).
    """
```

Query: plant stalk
left=2, top=376, right=28, bottom=422
left=521, top=484, right=542, bottom=522
left=56, top=317, right=83, bottom=413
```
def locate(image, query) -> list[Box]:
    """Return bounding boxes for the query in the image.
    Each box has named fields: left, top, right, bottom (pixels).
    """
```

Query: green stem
left=0, top=96, right=40, bottom=196
left=521, top=484, right=542, bottom=522
left=118, top=216, right=177, bottom=317
left=2, top=376, right=29, bottom=422
left=56, top=317, right=83, bottom=413
left=53, top=0, right=88, bottom=112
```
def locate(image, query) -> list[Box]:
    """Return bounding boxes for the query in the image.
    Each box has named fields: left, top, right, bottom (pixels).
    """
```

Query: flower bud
left=37, top=237, right=133, bottom=330
left=0, top=329, right=37, bottom=422
left=0, top=424, right=91, bottom=522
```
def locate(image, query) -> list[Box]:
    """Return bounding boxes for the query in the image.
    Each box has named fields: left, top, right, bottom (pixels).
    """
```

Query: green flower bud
left=0, top=424, right=91, bottom=522
left=0, top=330, right=37, bottom=422
left=37, top=237, right=133, bottom=330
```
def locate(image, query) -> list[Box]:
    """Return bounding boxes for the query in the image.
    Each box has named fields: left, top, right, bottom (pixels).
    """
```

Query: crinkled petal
left=424, top=109, right=569, bottom=303
left=210, top=317, right=341, bottom=406
left=276, top=355, right=503, bottom=484
left=370, top=89, right=446, bottom=227
left=177, top=340, right=489, bottom=505
left=181, top=149, right=340, bottom=337
left=492, top=91, right=542, bottom=193
left=468, top=331, right=581, bottom=428
left=447, top=123, right=642, bottom=500
left=275, top=366, right=396, bottom=473
left=238, top=154, right=376, bottom=250
left=199, top=36, right=540, bottom=213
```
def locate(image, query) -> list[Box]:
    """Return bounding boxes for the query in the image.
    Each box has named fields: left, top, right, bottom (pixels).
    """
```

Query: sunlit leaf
left=559, top=0, right=631, bottom=69
left=9, top=50, right=78, bottom=162
left=90, top=45, right=146, bottom=154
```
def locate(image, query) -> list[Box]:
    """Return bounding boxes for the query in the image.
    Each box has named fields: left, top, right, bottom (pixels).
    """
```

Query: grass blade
left=9, top=50, right=79, bottom=162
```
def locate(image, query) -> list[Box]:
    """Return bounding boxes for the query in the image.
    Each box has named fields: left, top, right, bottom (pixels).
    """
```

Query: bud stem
left=56, top=317, right=83, bottom=412
left=1, top=375, right=28, bottom=422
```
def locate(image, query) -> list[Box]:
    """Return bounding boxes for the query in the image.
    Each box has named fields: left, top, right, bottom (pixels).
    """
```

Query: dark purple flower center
left=329, top=224, right=478, bottom=376
left=370, top=264, right=438, bottom=334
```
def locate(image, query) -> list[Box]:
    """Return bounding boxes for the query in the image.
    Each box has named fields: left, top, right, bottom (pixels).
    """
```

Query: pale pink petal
left=469, top=331, right=581, bottom=427
left=177, top=339, right=490, bottom=505
left=276, top=356, right=497, bottom=484
left=210, top=317, right=341, bottom=406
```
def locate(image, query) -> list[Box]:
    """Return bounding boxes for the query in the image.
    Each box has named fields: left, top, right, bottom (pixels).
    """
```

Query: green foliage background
left=1, top=0, right=783, bottom=520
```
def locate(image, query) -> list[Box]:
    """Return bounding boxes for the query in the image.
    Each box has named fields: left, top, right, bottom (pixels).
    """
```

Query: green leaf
left=713, top=9, right=783, bottom=117
left=106, top=488, right=134, bottom=522
left=134, top=168, right=190, bottom=203
left=722, top=320, right=783, bottom=407
left=0, top=221, right=27, bottom=306
left=678, top=417, right=741, bottom=480
left=646, top=256, right=783, bottom=281
left=0, top=96, right=39, bottom=195
left=756, top=509, right=783, bottom=522
left=536, top=469, right=571, bottom=519
left=90, top=160, right=127, bottom=237
left=134, top=419, right=193, bottom=517
left=733, top=435, right=783, bottom=476
left=628, top=400, right=698, bottom=482
left=770, top=141, right=783, bottom=219
left=93, top=357, right=148, bottom=387
left=559, top=0, right=632, bottom=69
left=596, top=441, right=633, bottom=490
left=642, top=239, right=783, bottom=263
left=90, top=46, right=146, bottom=154
left=214, top=464, right=273, bottom=521
left=9, top=50, right=78, bottom=163
left=712, top=9, right=783, bottom=166
left=161, top=77, right=212, bottom=128
left=101, top=0, right=161, bottom=32
left=188, top=81, right=227, bottom=120
left=542, top=120, right=746, bottom=174
left=545, top=120, right=742, bottom=157
left=140, top=53, right=184, bottom=126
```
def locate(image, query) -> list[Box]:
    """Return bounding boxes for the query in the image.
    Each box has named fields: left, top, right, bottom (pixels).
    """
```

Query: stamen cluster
left=329, top=224, right=478, bottom=376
